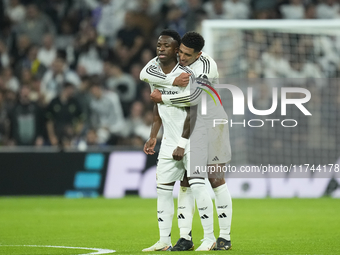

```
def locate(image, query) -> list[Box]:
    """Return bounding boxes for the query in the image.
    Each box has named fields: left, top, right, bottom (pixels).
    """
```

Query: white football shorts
left=207, top=123, right=232, bottom=165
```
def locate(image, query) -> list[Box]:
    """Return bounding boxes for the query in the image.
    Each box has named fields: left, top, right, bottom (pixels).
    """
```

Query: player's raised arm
left=143, top=103, right=162, bottom=155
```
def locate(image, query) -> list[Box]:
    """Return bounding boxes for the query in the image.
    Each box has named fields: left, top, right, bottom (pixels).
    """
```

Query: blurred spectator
left=15, top=44, right=47, bottom=80
left=20, top=68, right=33, bottom=85
left=41, top=0, right=73, bottom=32
left=76, top=26, right=104, bottom=75
left=130, top=62, right=148, bottom=100
left=313, top=35, right=340, bottom=77
left=251, top=0, right=277, bottom=16
left=224, top=0, right=250, bottom=19
left=3, top=86, right=17, bottom=113
left=240, top=45, right=263, bottom=77
left=0, top=90, right=8, bottom=145
left=316, top=0, right=340, bottom=19
left=134, top=109, right=156, bottom=141
left=45, top=82, right=84, bottom=146
left=115, top=11, right=144, bottom=70
left=0, top=39, right=10, bottom=68
left=55, top=19, right=75, bottom=51
left=288, top=55, right=324, bottom=86
left=140, top=83, right=154, bottom=112
left=280, top=0, right=305, bottom=19
left=86, top=128, right=98, bottom=146
left=132, top=0, right=158, bottom=40
left=0, top=0, right=4, bottom=27
left=130, top=0, right=162, bottom=16
left=70, top=0, right=99, bottom=12
left=41, top=50, right=80, bottom=104
left=5, top=0, right=26, bottom=24
left=28, top=77, right=45, bottom=106
left=106, top=61, right=136, bottom=116
left=185, top=0, right=207, bottom=31
left=92, top=0, right=130, bottom=41
left=75, top=76, right=92, bottom=130
left=37, top=33, right=57, bottom=68
left=262, top=39, right=291, bottom=78
left=164, top=5, right=186, bottom=37
left=0, top=17, right=16, bottom=55
left=12, top=34, right=31, bottom=73
left=1, top=67, right=20, bottom=93
left=89, top=81, right=125, bottom=145
left=125, top=100, right=144, bottom=133
left=304, top=4, right=316, bottom=19
left=140, top=47, right=155, bottom=67
left=8, top=85, right=44, bottom=146
left=203, top=0, right=229, bottom=19
left=15, top=3, right=56, bottom=45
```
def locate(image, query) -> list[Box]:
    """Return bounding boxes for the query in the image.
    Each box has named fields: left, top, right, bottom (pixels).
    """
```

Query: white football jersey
left=141, top=59, right=205, bottom=159
left=160, top=52, right=228, bottom=122
left=140, top=52, right=231, bottom=163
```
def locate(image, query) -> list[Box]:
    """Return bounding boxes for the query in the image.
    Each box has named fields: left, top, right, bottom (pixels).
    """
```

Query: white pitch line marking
left=0, top=245, right=115, bottom=254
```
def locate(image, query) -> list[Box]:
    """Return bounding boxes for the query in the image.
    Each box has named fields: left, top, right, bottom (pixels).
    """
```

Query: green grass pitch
left=0, top=197, right=339, bottom=255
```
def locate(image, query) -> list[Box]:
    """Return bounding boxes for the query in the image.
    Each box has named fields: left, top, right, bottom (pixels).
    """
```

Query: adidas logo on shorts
left=193, top=169, right=200, bottom=174
left=212, top=156, right=219, bottom=161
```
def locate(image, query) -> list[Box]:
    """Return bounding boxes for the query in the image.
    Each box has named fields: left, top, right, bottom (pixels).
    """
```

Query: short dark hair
left=159, top=29, right=181, bottom=47
left=56, top=49, right=67, bottom=61
left=181, top=31, right=205, bottom=52
left=90, top=75, right=103, bottom=88
left=63, top=82, right=74, bottom=89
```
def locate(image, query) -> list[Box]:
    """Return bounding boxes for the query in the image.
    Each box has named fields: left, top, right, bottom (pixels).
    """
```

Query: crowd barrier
left=0, top=148, right=339, bottom=198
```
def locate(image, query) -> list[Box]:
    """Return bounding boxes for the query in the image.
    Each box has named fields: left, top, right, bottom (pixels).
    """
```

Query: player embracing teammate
left=140, top=30, right=232, bottom=251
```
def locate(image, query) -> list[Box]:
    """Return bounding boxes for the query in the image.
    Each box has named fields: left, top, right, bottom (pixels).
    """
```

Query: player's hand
left=143, top=138, right=157, bottom=155
left=173, top=73, right=191, bottom=87
left=172, top=146, right=185, bottom=161
left=150, top=89, right=162, bottom=103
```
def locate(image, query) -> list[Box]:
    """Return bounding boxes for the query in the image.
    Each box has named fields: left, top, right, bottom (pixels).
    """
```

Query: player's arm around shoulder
left=151, top=66, right=199, bottom=107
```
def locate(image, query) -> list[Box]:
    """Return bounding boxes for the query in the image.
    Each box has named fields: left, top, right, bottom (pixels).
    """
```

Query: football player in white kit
left=141, top=30, right=216, bottom=252
left=141, top=31, right=232, bottom=251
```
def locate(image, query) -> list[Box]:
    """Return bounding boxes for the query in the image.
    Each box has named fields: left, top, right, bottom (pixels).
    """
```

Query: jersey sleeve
left=190, top=54, right=219, bottom=85
left=162, top=77, right=210, bottom=107
left=162, top=53, right=221, bottom=107
left=140, top=57, right=176, bottom=87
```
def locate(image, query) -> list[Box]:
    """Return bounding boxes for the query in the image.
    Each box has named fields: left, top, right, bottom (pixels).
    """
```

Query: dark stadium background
left=1, top=0, right=340, bottom=198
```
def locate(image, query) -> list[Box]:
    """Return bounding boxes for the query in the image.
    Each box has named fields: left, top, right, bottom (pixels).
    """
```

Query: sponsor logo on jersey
left=158, top=88, right=179, bottom=95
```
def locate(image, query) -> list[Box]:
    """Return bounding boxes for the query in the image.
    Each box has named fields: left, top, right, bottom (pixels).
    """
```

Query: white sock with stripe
left=189, top=178, right=215, bottom=241
left=157, top=184, right=174, bottom=245
left=213, top=183, right=232, bottom=241
left=177, top=186, right=195, bottom=241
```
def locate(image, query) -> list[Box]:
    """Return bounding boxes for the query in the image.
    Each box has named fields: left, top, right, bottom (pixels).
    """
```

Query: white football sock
left=189, top=179, right=215, bottom=241
left=157, top=184, right=174, bottom=244
left=177, top=186, right=195, bottom=241
left=213, top=183, right=232, bottom=240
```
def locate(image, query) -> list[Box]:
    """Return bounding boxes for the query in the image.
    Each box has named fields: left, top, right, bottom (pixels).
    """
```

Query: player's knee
left=209, top=178, right=225, bottom=188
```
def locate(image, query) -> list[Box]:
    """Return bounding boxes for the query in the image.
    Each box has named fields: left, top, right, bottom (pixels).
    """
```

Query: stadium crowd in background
left=0, top=0, right=340, bottom=149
